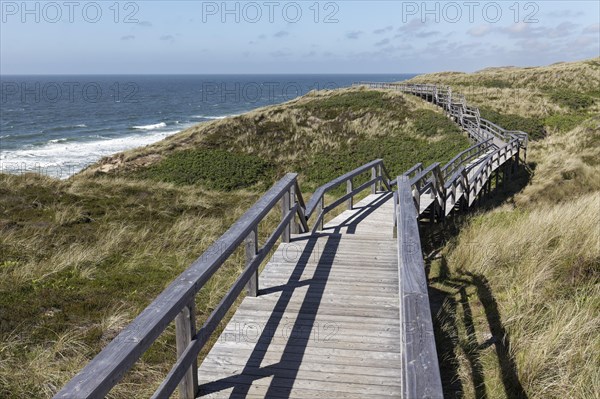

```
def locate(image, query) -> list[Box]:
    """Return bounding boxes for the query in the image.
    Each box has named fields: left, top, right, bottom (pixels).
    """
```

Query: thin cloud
left=138, top=21, right=153, bottom=27
left=397, top=18, right=430, bottom=33
left=548, top=21, right=579, bottom=37
left=121, top=35, right=135, bottom=41
left=500, top=22, right=578, bottom=39
left=468, top=25, right=494, bottom=37
left=416, top=31, right=440, bottom=38
left=373, top=26, right=393, bottom=35
left=270, top=49, right=291, bottom=57
left=345, top=31, right=363, bottom=40
left=547, top=10, right=584, bottom=18
left=583, top=23, right=600, bottom=34
left=160, top=35, right=175, bottom=42
left=375, top=38, right=390, bottom=46
left=395, top=18, right=438, bottom=39
left=274, top=30, right=289, bottom=38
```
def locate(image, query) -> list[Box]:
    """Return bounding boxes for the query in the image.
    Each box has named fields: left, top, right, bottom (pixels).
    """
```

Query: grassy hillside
left=410, top=58, right=600, bottom=399
left=0, top=88, right=469, bottom=398
left=84, top=87, right=469, bottom=191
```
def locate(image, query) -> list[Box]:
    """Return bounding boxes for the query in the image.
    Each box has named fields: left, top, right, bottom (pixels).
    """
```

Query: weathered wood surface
left=197, top=193, right=404, bottom=398
left=396, top=177, right=443, bottom=398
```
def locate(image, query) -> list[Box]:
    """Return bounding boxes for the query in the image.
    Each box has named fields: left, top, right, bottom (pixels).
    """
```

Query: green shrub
left=479, top=78, right=513, bottom=88
left=412, top=109, right=463, bottom=137
left=137, top=149, right=274, bottom=190
left=301, top=133, right=470, bottom=191
left=548, top=89, right=595, bottom=110
left=544, top=114, right=588, bottom=133
left=300, top=91, right=408, bottom=120
left=480, top=107, right=546, bottom=140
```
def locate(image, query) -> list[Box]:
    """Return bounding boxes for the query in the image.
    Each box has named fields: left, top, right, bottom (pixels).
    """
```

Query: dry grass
left=413, top=57, right=600, bottom=398
left=431, top=194, right=600, bottom=399
left=409, top=57, right=600, bottom=118
left=0, top=173, right=265, bottom=398
left=516, top=117, right=600, bottom=205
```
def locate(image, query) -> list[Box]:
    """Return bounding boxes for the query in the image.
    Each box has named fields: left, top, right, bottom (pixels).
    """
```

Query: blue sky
left=1, top=1, right=598, bottom=74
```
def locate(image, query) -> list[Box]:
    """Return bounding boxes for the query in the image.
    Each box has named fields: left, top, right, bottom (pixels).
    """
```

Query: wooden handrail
left=441, top=139, right=493, bottom=180
left=54, top=173, right=305, bottom=399
left=395, top=176, right=443, bottom=397
left=304, top=159, right=392, bottom=232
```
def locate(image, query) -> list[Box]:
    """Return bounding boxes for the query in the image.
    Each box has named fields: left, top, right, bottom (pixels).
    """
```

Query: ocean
left=0, top=74, right=415, bottom=178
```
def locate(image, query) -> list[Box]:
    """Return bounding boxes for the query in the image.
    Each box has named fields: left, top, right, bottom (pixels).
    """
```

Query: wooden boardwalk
left=54, top=83, right=527, bottom=399
left=198, top=193, right=401, bottom=398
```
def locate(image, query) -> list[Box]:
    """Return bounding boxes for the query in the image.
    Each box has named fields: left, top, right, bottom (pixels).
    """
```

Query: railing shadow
left=323, top=191, right=393, bottom=235
left=421, top=163, right=531, bottom=399
left=428, top=268, right=529, bottom=399
left=198, top=193, right=391, bottom=397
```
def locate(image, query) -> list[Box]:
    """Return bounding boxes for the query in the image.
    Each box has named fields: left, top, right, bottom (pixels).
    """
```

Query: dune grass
left=428, top=194, right=599, bottom=399
left=409, top=57, right=600, bottom=398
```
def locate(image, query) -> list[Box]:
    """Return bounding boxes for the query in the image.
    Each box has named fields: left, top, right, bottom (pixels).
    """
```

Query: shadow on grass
left=421, top=162, right=531, bottom=399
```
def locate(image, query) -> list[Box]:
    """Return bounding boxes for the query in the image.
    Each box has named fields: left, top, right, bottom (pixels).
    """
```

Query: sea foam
left=131, top=122, right=167, bottom=130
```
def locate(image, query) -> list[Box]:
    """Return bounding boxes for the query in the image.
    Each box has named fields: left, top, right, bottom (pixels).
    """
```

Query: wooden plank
left=198, top=369, right=402, bottom=396
left=197, top=193, right=402, bottom=397
left=205, top=346, right=402, bottom=371
left=199, top=380, right=401, bottom=399
left=198, top=360, right=403, bottom=387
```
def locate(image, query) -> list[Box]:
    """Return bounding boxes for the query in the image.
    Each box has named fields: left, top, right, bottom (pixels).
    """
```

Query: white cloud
left=583, top=24, right=600, bottom=34
left=468, top=25, right=494, bottom=37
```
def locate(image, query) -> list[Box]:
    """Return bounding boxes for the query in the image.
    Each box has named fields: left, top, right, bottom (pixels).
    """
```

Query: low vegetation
left=410, top=57, right=600, bottom=399
left=0, top=88, right=468, bottom=398
left=134, top=149, right=275, bottom=191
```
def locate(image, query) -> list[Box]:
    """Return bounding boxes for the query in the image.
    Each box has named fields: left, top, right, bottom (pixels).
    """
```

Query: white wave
left=1, top=129, right=182, bottom=179
left=49, top=138, right=68, bottom=143
left=191, top=115, right=230, bottom=120
left=131, top=122, right=167, bottom=130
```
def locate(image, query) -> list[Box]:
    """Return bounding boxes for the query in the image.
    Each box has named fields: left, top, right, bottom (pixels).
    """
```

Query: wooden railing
left=54, top=161, right=395, bottom=399
left=304, top=159, right=393, bottom=233
left=55, top=174, right=309, bottom=399
left=441, top=138, right=494, bottom=181
left=56, top=82, right=528, bottom=399
left=355, top=81, right=529, bottom=152
left=395, top=176, right=443, bottom=398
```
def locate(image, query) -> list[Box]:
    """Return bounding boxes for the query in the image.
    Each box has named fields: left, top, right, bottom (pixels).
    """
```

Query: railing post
left=245, top=228, right=259, bottom=297
left=347, top=179, right=353, bottom=210
left=371, top=166, right=377, bottom=194
left=175, top=301, right=198, bottom=399
left=462, top=169, right=470, bottom=210
left=290, top=184, right=299, bottom=234
left=317, top=197, right=324, bottom=231
left=282, top=190, right=291, bottom=243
